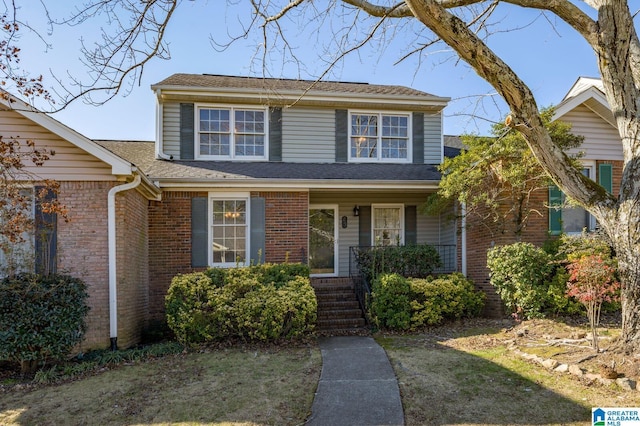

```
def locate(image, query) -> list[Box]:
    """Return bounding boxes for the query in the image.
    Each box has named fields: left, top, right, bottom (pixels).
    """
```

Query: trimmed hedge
left=355, top=244, right=442, bottom=284
left=165, top=263, right=317, bottom=345
left=371, top=273, right=484, bottom=330
left=0, top=273, right=90, bottom=373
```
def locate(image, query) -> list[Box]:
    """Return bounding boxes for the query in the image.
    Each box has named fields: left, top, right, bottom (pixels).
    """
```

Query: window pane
left=373, top=207, right=402, bottom=246
left=212, top=199, right=247, bottom=264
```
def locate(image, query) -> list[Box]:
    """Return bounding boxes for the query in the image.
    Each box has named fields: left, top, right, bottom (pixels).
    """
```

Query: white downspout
left=155, top=89, right=173, bottom=160
left=461, top=202, right=467, bottom=276
left=108, top=174, right=142, bottom=350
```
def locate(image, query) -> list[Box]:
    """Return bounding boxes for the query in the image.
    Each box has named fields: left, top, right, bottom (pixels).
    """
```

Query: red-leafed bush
left=566, top=255, right=620, bottom=351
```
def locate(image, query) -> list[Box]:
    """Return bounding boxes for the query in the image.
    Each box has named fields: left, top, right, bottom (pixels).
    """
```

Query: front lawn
left=0, top=344, right=321, bottom=425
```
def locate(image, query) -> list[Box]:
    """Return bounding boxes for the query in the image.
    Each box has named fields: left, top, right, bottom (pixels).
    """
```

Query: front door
left=309, top=205, right=338, bottom=276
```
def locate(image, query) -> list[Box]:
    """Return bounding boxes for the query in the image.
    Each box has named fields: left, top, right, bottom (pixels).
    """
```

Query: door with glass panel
left=309, top=206, right=338, bottom=276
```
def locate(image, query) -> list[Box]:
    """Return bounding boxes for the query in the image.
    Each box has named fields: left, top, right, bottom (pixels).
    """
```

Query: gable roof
left=0, top=94, right=135, bottom=176
left=554, top=77, right=615, bottom=127
left=152, top=74, right=450, bottom=112
left=97, top=140, right=441, bottom=190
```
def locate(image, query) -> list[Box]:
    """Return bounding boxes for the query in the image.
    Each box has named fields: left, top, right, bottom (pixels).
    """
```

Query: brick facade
left=465, top=160, right=624, bottom=317
left=254, top=191, right=309, bottom=264
left=115, top=188, right=149, bottom=348
left=56, top=181, right=151, bottom=350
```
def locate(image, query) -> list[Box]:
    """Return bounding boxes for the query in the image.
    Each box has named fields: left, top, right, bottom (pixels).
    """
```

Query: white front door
left=309, top=205, right=338, bottom=276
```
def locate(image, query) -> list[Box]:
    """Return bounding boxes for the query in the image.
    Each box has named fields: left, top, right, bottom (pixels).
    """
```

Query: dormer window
left=196, top=105, right=268, bottom=160
left=349, top=111, right=411, bottom=163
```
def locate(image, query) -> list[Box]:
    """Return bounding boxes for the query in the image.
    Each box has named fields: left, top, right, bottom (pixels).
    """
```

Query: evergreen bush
left=0, top=273, right=90, bottom=373
left=166, top=263, right=316, bottom=345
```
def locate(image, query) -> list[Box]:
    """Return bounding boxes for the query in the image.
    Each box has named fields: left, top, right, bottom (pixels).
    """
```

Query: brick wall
left=148, top=190, right=310, bottom=321
left=115, top=188, right=149, bottom=348
left=148, top=191, right=206, bottom=321
left=57, top=181, right=113, bottom=350
left=254, top=191, right=309, bottom=264
left=57, top=181, right=151, bottom=350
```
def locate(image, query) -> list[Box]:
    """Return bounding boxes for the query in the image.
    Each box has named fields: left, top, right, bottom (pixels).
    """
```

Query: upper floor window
left=349, top=112, right=411, bottom=163
left=197, top=106, right=267, bottom=160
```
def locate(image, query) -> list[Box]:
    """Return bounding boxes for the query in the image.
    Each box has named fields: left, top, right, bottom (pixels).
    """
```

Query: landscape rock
left=617, top=377, right=636, bottom=391
left=554, top=364, right=569, bottom=373
left=542, top=359, right=559, bottom=370
left=569, top=365, right=584, bottom=376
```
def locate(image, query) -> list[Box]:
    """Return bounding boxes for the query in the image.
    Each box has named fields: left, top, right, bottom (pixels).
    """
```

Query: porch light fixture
left=353, top=205, right=360, bottom=217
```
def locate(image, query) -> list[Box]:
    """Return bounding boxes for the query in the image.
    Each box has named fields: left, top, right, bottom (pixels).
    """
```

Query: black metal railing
left=348, top=244, right=458, bottom=316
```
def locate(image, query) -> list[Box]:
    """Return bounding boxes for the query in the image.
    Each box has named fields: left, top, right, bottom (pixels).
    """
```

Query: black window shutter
left=191, top=197, right=208, bottom=267
left=35, top=187, right=57, bottom=275
left=412, top=112, right=424, bottom=164
left=269, top=107, right=282, bottom=161
left=405, top=205, right=417, bottom=245
left=180, top=103, right=195, bottom=160
left=250, top=197, right=266, bottom=264
left=335, top=109, right=348, bottom=162
left=358, top=205, right=372, bottom=247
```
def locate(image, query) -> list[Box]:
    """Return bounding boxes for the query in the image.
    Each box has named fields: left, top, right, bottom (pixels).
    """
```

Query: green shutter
left=548, top=185, right=563, bottom=235
left=35, top=187, right=57, bottom=275
left=250, top=197, right=266, bottom=264
left=405, top=205, right=417, bottom=245
left=412, top=113, right=424, bottom=164
left=191, top=197, right=208, bottom=267
left=335, top=109, right=348, bottom=162
left=180, top=103, right=195, bottom=160
left=358, top=206, right=372, bottom=247
left=269, top=107, right=282, bottom=161
left=598, top=163, right=613, bottom=193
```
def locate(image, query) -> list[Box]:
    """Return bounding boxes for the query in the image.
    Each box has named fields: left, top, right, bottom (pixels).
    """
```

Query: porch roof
left=96, top=140, right=442, bottom=189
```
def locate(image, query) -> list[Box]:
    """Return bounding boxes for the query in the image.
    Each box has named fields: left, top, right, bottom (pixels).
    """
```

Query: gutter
left=461, top=202, right=467, bottom=276
left=108, top=174, right=142, bottom=351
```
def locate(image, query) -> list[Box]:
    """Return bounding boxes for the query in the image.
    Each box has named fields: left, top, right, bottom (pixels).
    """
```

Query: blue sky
left=17, top=1, right=600, bottom=141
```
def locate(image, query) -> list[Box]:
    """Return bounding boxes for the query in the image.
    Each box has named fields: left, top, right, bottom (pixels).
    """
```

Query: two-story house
left=100, top=73, right=456, bottom=327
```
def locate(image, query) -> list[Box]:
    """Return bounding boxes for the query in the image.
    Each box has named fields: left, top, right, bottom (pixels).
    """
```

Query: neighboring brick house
left=0, top=94, right=161, bottom=350
left=463, top=77, right=624, bottom=315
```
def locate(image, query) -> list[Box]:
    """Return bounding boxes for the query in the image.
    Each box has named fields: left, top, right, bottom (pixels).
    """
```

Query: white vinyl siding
left=162, top=102, right=181, bottom=159
left=0, top=109, right=115, bottom=181
left=424, top=112, right=442, bottom=164
left=561, top=105, right=623, bottom=161
left=282, top=108, right=335, bottom=162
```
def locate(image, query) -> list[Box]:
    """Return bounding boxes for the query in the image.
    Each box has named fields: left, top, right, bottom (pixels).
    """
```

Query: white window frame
left=562, top=161, right=597, bottom=235
left=348, top=110, right=412, bottom=163
left=196, top=104, right=269, bottom=161
left=208, top=192, right=250, bottom=268
left=371, top=204, right=405, bottom=246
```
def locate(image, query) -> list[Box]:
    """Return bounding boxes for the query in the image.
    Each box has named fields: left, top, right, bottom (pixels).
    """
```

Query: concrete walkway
left=306, top=336, right=404, bottom=426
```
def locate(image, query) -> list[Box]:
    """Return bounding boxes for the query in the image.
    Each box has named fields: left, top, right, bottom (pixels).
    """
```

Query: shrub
left=0, top=273, right=90, bottom=373
left=410, top=273, right=485, bottom=328
left=165, top=263, right=316, bottom=345
left=371, top=273, right=412, bottom=330
left=487, top=242, right=555, bottom=319
left=567, top=254, right=620, bottom=351
left=371, top=273, right=485, bottom=330
left=355, top=244, right=442, bottom=284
